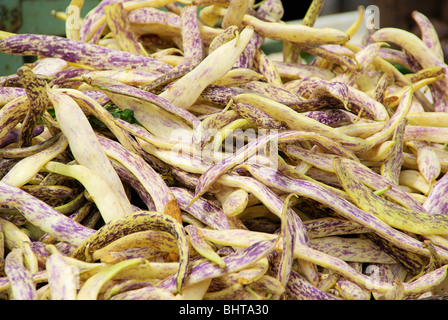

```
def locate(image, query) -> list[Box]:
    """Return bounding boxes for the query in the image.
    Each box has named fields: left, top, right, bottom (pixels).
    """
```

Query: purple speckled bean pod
left=97, top=134, right=171, bottom=214
left=300, top=43, right=359, bottom=72
left=22, top=185, right=73, bottom=204
left=381, top=118, right=406, bottom=185
left=72, top=211, right=189, bottom=293
left=303, top=109, right=352, bottom=128
left=218, top=172, right=318, bottom=285
left=335, top=276, right=371, bottom=300
left=111, top=160, right=157, bottom=211
left=378, top=47, right=416, bottom=71
left=248, top=274, right=285, bottom=298
left=192, top=131, right=275, bottom=200
left=332, top=42, right=383, bottom=86
left=238, top=81, right=304, bottom=106
left=138, top=5, right=205, bottom=92
left=256, top=0, right=284, bottom=22
left=429, top=85, right=448, bottom=112
left=284, top=77, right=327, bottom=99
left=292, top=147, right=427, bottom=212
left=412, top=11, right=444, bottom=61
left=157, top=238, right=277, bottom=293
left=199, top=84, right=246, bottom=105
left=205, top=258, right=270, bottom=293
left=170, top=187, right=242, bottom=230
left=234, top=164, right=448, bottom=261
left=104, top=280, right=158, bottom=300
left=232, top=8, right=349, bottom=45
left=79, top=0, right=123, bottom=42
left=234, top=31, right=263, bottom=69
left=0, top=87, right=25, bottom=107
left=403, top=265, right=448, bottom=296
left=83, top=1, right=183, bottom=43
left=5, top=248, right=37, bottom=300
left=365, top=86, right=411, bottom=149
left=276, top=194, right=296, bottom=287
left=91, top=230, right=178, bottom=261
left=373, top=72, right=391, bottom=104
left=253, top=49, right=283, bottom=86
left=405, top=140, right=441, bottom=187
left=127, top=6, right=181, bottom=38
left=0, top=182, right=95, bottom=246
left=335, top=157, right=448, bottom=236
left=208, top=25, right=238, bottom=53
left=286, top=77, right=388, bottom=121
left=372, top=27, right=448, bottom=92
left=31, top=57, right=68, bottom=76
left=83, top=69, right=160, bottom=87
left=45, top=246, right=78, bottom=300
left=269, top=251, right=338, bottom=300
left=104, top=2, right=146, bottom=55
left=212, top=67, right=264, bottom=86
left=311, top=81, right=349, bottom=107
left=411, top=12, right=448, bottom=112
left=48, top=88, right=134, bottom=217
left=185, top=224, right=227, bottom=268
left=30, top=241, right=51, bottom=268
left=366, top=233, right=425, bottom=274
left=192, top=110, right=241, bottom=146
left=0, top=34, right=172, bottom=72
left=83, top=74, right=200, bottom=128
left=140, top=63, right=196, bottom=92
left=197, top=225, right=392, bottom=294
left=404, top=125, right=448, bottom=144
left=303, top=217, right=370, bottom=239
left=0, top=125, right=44, bottom=149
left=274, top=61, right=334, bottom=80
left=286, top=268, right=340, bottom=300
left=159, top=27, right=255, bottom=109
left=194, top=129, right=358, bottom=201
left=279, top=131, right=358, bottom=160
left=310, top=236, right=396, bottom=264
left=233, top=102, right=288, bottom=130
left=49, top=68, right=88, bottom=89
left=73, top=90, right=110, bottom=105
left=180, top=5, right=204, bottom=64
left=0, top=95, right=29, bottom=147
left=171, top=167, right=201, bottom=190
left=16, top=66, right=49, bottom=148
left=423, top=170, right=448, bottom=215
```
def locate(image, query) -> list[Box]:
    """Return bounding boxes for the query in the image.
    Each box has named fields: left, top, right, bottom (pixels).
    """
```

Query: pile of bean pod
left=1, top=0, right=448, bottom=300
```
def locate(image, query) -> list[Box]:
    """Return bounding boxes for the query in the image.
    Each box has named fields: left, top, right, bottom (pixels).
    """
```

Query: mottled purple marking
left=0, top=34, right=172, bottom=72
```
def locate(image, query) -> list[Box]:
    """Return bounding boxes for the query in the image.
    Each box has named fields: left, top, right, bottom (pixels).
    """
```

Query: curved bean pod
left=334, top=157, right=448, bottom=235
left=371, top=27, right=448, bottom=91
left=0, top=34, right=172, bottom=72
left=72, top=211, right=189, bottom=293
left=4, top=248, right=37, bottom=300
left=103, top=2, right=146, bottom=55
left=1, top=134, right=68, bottom=187
left=159, top=26, right=255, bottom=109
left=47, top=88, right=134, bottom=216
